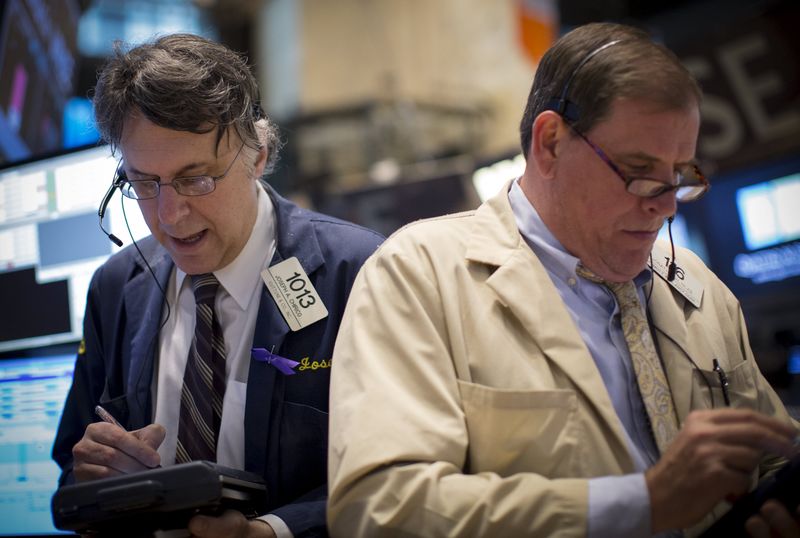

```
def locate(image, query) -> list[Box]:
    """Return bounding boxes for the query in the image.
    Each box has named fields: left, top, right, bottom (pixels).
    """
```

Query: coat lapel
left=244, top=186, right=325, bottom=475
left=647, top=269, right=695, bottom=422
left=124, top=247, right=173, bottom=429
left=465, top=183, right=633, bottom=468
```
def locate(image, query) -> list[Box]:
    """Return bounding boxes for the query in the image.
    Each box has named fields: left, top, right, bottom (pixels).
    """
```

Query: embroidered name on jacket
left=297, top=357, right=331, bottom=371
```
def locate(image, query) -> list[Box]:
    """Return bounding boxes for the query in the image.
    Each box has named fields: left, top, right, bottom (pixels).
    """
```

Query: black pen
left=712, top=359, right=731, bottom=407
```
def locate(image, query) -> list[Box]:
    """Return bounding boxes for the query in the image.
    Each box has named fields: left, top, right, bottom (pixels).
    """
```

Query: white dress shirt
left=151, top=185, right=293, bottom=536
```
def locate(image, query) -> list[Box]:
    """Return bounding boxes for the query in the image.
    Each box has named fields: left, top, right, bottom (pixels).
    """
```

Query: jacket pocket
left=277, top=402, right=328, bottom=502
left=691, top=358, right=757, bottom=409
left=457, top=380, right=580, bottom=477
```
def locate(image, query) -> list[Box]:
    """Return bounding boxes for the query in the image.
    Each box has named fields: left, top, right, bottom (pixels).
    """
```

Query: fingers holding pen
left=72, top=422, right=164, bottom=482
left=133, top=423, right=167, bottom=452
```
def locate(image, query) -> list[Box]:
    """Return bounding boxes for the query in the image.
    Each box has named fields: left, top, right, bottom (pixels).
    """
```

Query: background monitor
left=0, top=0, right=97, bottom=167
left=0, top=351, right=74, bottom=536
left=674, top=154, right=800, bottom=388
left=736, top=172, right=800, bottom=252
left=0, top=144, right=149, bottom=352
left=687, top=154, right=800, bottom=297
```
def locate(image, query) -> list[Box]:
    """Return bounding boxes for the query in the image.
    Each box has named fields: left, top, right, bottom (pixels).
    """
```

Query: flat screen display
left=0, top=144, right=149, bottom=352
left=0, top=353, right=74, bottom=536
left=736, top=173, right=800, bottom=251
left=680, top=154, right=800, bottom=296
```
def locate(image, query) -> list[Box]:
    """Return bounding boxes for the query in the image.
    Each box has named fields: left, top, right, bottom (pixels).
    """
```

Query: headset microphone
left=98, top=166, right=124, bottom=247
left=666, top=215, right=677, bottom=281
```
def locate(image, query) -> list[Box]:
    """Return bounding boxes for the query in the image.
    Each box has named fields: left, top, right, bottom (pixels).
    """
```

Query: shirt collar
left=508, top=178, right=651, bottom=288
left=174, top=183, right=276, bottom=309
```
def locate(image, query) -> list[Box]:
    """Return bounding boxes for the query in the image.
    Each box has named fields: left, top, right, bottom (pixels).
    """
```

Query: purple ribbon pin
left=251, top=347, right=299, bottom=375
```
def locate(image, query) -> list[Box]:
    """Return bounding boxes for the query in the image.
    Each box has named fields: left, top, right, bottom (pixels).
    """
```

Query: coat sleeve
left=270, top=486, right=327, bottom=537
left=327, top=239, right=589, bottom=538
left=51, top=265, right=114, bottom=486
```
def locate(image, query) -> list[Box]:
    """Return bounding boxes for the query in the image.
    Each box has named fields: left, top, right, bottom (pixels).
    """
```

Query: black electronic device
left=701, top=452, right=800, bottom=537
left=51, top=461, right=268, bottom=536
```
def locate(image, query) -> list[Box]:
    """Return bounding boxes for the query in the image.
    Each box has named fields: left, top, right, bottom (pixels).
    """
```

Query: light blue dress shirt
left=508, top=179, right=676, bottom=537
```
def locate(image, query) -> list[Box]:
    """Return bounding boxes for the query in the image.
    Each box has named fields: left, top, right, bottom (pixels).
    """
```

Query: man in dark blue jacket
left=52, top=33, right=382, bottom=538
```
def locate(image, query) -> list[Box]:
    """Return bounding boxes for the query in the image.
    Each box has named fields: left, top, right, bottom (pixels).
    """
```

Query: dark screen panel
left=0, top=267, right=70, bottom=342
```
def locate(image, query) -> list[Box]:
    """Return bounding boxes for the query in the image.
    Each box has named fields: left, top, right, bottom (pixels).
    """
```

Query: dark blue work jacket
left=52, top=185, right=383, bottom=537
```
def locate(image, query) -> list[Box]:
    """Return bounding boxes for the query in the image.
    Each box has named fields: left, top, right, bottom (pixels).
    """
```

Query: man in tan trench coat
left=327, top=22, right=800, bottom=537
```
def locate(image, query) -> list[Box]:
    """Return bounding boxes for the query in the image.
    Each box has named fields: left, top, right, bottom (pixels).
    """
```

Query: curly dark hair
left=93, top=33, right=281, bottom=173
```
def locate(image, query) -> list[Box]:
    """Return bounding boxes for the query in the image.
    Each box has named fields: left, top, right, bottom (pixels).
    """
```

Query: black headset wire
left=646, top=253, right=656, bottom=307
left=100, top=165, right=172, bottom=419
left=120, top=190, right=171, bottom=416
left=666, top=215, right=677, bottom=282
left=646, top=251, right=717, bottom=409
left=651, top=320, right=717, bottom=409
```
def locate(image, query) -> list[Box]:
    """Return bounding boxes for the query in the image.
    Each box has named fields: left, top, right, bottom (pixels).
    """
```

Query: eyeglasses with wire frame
left=118, top=143, right=245, bottom=200
left=566, top=122, right=709, bottom=202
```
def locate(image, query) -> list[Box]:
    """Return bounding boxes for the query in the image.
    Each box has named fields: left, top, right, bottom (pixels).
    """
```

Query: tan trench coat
left=328, top=181, right=794, bottom=537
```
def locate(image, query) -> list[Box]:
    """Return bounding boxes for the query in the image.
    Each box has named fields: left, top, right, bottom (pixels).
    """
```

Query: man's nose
left=642, top=189, right=678, bottom=218
left=156, top=185, right=190, bottom=225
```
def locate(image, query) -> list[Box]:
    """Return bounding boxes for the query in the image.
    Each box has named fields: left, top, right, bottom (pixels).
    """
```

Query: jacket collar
left=267, top=183, right=325, bottom=275
left=465, top=180, right=634, bottom=469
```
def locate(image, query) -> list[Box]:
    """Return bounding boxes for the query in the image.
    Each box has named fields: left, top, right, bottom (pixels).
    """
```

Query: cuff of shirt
left=258, top=513, right=294, bottom=538
left=588, top=473, right=651, bottom=538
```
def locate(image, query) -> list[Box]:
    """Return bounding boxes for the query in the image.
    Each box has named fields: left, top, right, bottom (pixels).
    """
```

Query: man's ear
left=252, top=143, right=269, bottom=179
left=531, top=111, right=565, bottom=178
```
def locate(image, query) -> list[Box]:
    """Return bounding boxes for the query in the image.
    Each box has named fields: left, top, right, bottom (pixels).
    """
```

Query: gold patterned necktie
left=576, top=263, right=679, bottom=455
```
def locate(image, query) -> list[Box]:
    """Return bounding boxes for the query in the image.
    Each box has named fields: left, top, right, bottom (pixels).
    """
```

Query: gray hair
left=93, top=33, right=281, bottom=174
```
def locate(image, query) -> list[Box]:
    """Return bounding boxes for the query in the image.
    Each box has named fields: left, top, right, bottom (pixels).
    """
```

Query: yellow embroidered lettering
left=297, top=357, right=332, bottom=371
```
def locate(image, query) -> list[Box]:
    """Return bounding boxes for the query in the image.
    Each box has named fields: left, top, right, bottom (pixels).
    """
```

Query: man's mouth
left=174, top=230, right=206, bottom=244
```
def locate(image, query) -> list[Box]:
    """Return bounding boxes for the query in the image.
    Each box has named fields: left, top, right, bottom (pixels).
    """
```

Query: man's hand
left=188, top=510, right=276, bottom=538
left=646, top=408, right=797, bottom=533
left=72, top=422, right=165, bottom=481
left=745, top=500, right=800, bottom=537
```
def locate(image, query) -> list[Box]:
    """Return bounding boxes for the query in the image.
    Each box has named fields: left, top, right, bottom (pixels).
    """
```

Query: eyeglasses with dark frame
left=566, top=122, right=710, bottom=202
left=118, top=142, right=246, bottom=200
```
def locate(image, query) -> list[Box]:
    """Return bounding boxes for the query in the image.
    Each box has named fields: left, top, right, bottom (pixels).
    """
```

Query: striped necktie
left=176, top=274, right=226, bottom=463
left=576, top=263, right=679, bottom=455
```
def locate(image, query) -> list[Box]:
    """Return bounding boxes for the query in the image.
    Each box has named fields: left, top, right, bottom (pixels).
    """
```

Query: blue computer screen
left=0, top=354, right=74, bottom=536
left=736, top=172, right=800, bottom=251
